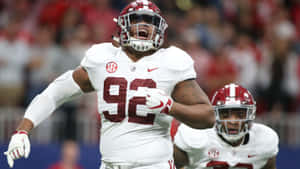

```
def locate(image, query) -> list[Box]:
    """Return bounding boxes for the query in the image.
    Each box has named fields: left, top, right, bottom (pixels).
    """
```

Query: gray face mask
left=116, top=11, right=168, bottom=52
left=214, top=107, right=255, bottom=142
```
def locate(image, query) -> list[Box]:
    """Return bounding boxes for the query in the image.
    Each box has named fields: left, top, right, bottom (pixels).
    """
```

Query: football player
left=174, top=83, right=279, bottom=169
left=4, top=0, right=214, bottom=169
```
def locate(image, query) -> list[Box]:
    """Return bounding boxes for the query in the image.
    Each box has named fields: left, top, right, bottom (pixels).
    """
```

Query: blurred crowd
left=0, top=0, right=299, bottom=121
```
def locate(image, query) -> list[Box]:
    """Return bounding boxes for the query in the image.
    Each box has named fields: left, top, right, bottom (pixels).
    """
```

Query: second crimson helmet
left=115, top=0, right=168, bottom=52
left=211, top=83, right=256, bottom=142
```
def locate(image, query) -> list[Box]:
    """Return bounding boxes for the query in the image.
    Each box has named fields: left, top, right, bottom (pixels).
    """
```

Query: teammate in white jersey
left=4, top=1, right=214, bottom=169
left=174, top=83, right=279, bottom=169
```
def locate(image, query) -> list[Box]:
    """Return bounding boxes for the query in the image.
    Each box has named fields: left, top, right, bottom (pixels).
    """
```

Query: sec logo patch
left=106, top=61, right=118, bottom=73
left=208, top=148, right=220, bottom=159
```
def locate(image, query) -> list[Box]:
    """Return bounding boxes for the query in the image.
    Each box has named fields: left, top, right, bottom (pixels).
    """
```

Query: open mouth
left=228, top=128, right=239, bottom=135
left=137, top=29, right=149, bottom=40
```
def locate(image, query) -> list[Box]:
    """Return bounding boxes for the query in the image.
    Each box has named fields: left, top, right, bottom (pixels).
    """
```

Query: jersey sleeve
left=164, top=46, right=197, bottom=83
left=174, top=124, right=209, bottom=167
left=80, top=45, right=100, bottom=89
left=259, top=125, right=279, bottom=159
left=265, top=128, right=279, bottom=158
left=80, top=43, right=115, bottom=90
left=178, top=52, right=196, bottom=82
left=174, top=124, right=193, bottom=152
left=81, top=45, right=98, bottom=68
left=174, top=124, right=207, bottom=153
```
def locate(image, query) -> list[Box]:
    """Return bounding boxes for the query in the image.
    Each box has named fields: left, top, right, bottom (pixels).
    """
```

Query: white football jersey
left=174, top=123, right=279, bottom=169
left=80, top=43, right=196, bottom=164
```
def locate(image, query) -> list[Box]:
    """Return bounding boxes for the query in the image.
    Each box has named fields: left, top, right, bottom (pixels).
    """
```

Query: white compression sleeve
left=24, top=70, right=84, bottom=127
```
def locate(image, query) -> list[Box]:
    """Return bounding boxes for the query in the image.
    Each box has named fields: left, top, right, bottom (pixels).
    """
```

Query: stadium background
left=0, top=0, right=299, bottom=168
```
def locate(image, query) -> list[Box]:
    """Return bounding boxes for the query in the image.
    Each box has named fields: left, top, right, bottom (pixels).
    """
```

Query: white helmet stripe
left=143, top=0, right=149, bottom=9
left=137, top=0, right=149, bottom=5
left=229, top=83, right=237, bottom=97
left=143, top=0, right=149, bottom=5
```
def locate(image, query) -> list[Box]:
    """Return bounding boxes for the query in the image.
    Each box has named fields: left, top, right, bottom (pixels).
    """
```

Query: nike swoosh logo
left=150, top=101, right=164, bottom=109
left=147, top=67, right=159, bottom=72
left=248, top=155, right=256, bottom=158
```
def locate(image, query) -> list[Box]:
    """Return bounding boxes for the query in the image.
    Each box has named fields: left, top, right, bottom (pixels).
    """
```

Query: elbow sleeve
left=24, top=70, right=83, bottom=127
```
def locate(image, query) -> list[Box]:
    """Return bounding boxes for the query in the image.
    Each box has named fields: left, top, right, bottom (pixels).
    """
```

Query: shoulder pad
left=252, top=123, right=279, bottom=158
left=174, top=124, right=209, bottom=152
left=159, top=46, right=195, bottom=71
left=81, top=43, right=119, bottom=68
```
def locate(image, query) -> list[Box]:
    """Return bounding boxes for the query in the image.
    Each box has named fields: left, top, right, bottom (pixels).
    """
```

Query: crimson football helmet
left=211, top=83, right=256, bottom=142
left=115, top=0, right=168, bottom=52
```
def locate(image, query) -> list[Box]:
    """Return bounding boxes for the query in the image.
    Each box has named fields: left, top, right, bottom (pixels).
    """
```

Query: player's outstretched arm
left=173, top=145, right=189, bottom=169
left=170, top=79, right=214, bottom=129
left=4, top=67, right=94, bottom=168
left=261, top=156, right=277, bottom=169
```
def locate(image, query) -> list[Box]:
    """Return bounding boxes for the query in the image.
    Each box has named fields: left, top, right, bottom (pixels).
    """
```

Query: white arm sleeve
left=24, top=70, right=83, bottom=127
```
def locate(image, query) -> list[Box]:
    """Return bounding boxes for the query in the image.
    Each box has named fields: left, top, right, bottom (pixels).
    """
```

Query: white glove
left=4, top=130, right=31, bottom=168
left=135, top=88, right=173, bottom=114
